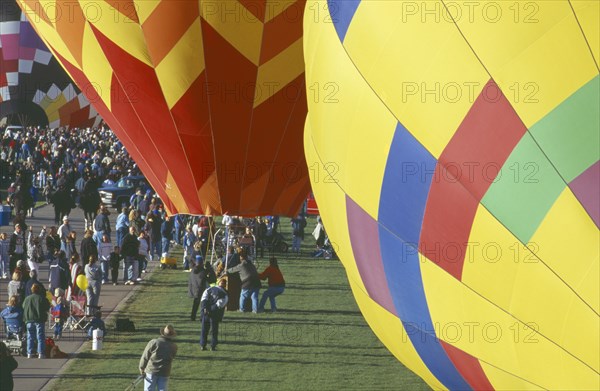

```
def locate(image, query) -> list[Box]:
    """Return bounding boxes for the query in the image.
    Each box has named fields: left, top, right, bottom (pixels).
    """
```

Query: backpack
left=115, top=318, right=136, bottom=332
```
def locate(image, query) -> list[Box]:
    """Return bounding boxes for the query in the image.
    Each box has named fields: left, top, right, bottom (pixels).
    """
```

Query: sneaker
left=27, top=354, right=33, bottom=359
left=142, top=270, right=147, bottom=273
left=101, top=280, right=106, bottom=285
left=200, top=346, right=206, bottom=351
left=210, top=346, right=217, bottom=351
left=38, top=354, right=45, bottom=359
left=136, top=277, right=142, bottom=282
left=113, top=282, right=118, bottom=286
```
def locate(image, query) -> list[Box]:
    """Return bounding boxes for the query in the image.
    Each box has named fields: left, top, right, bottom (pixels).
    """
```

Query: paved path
left=0, top=204, right=150, bottom=391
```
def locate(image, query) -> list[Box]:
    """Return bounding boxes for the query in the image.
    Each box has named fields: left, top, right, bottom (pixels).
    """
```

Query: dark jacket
left=22, top=293, right=51, bottom=323
left=188, top=265, right=216, bottom=299
left=46, top=234, right=61, bottom=256
left=80, top=236, right=98, bottom=264
left=227, top=260, right=261, bottom=289
left=121, top=233, right=140, bottom=258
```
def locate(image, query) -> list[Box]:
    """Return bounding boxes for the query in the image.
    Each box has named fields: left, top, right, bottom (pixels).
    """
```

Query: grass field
left=50, top=221, right=430, bottom=391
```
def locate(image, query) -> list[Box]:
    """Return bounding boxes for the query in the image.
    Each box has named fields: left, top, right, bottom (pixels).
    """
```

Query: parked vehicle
left=98, top=175, right=149, bottom=210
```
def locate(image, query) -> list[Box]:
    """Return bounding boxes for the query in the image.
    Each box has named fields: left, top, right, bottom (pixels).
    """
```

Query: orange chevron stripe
left=105, top=0, right=139, bottom=23
left=55, top=0, right=85, bottom=66
left=260, top=0, right=304, bottom=64
left=239, top=0, right=266, bottom=21
left=254, top=37, right=303, bottom=107
left=141, top=0, right=200, bottom=66
left=201, top=1, right=263, bottom=66
left=19, top=0, right=52, bottom=25
left=265, top=0, right=303, bottom=22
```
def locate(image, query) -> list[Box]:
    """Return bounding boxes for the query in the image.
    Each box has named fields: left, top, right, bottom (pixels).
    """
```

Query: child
left=0, top=233, right=10, bottom=279
left=87, top=311, right=106, bottom=339
left=51, top=296, right=69, bottom=340
left=109, top=246, right=121, bottom=285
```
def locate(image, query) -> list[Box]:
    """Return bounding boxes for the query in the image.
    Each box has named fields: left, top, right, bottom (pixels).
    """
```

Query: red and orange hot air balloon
left=18, top=0, right=309, bottom=216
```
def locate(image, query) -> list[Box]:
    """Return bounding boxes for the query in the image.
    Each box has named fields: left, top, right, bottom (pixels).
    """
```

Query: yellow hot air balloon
left=304, top=1, right=599, bottom=390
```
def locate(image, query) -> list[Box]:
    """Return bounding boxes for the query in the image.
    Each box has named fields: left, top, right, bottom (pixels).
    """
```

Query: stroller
left=265, top=231, right=288, bottom=253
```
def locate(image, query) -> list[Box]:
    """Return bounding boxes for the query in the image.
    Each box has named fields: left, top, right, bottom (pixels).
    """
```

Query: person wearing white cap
left=139, top=324, right=178, bottom=391
left=57, top=216, right=71, bottom=251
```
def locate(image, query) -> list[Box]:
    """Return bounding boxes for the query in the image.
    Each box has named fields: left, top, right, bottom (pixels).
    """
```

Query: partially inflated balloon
left=18, top=0, right=309, bottom=216
left=0, top=0, right=101, bottom=128
left=304, top=1, right=599, bottom=390
left=76, top=274, right=88, bottom=291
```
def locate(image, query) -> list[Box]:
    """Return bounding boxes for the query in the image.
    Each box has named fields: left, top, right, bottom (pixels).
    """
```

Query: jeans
left=240, top=288, right=259, bottom=313
left=26, top=322, right=45, bottom=356
left=86, top=281, right=101, bottom=314
left=144, top=373, right=169, bottom=391
left=93, top=231, right=104, bottom=249
left=259, top=286, right=285, bottom=311
left=150, top=240, right=161, bottom=259
left=125, top=256, right=136, bottom=281
left=292, top=236, right=302, bottom=252
left=161, top=238, right=170, bottom=256
left=116, top=227, right=128, bottom=247
left=100, top=260, right=109, bottom=282
left=0, top=255, right=9, bottom=277
left=200, top=314, right=220, bottom=349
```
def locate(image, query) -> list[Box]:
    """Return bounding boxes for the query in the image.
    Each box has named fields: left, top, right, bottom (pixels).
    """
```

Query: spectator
left=139, top=325, right=178, bottom=391
left=0, top=232, right=10, bottom=279
left=182, top=226, right=196, bottom=271
left=98, top=233, right=112, bottom=284
left=0, top=295, right=24, bottom=338
left=258, top=257, right=286, bottom=313
left=66, top=253, right=83, bottom=299
left=121, top=226, right=140, bottom=285
left=24, top=270, right=46, bottom=298
left=7, top=271, right=25, bottom=305
left=227, top=256, right=261, bottom=313
left=188, top=258, right=216, bottom=321
left=161, top=215, right=174, bottom=256
left=290, top=214, right=307, bottom=255
left=109, top=246, right=121, bottom=285
left=80, top=230, right=98, bottom=269
left=115, top=207, right=129, bottom=247
left=200, top=279, right=228, bottom=351
left=8, top=223, right=26, bottom=275
left=84, top=255, right=102, bottom=315
left=22, top=283, right=50, bottom=359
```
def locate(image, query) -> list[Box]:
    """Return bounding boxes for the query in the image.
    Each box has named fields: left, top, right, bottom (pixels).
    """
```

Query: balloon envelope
left=18, top=0, right=310, bottom=216
left=76, top=274, right=88, bottom=291
left=304, top=1, right=599, bottom=390
left=0, top=0, right=101, bottom=128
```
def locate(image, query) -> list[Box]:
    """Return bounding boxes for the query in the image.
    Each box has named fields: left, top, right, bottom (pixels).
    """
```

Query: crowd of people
left=0, top=124, right=335, bottom=391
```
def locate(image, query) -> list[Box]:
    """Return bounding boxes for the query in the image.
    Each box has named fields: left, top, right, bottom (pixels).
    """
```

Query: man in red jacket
left=258, top=257, right=286, bottom=313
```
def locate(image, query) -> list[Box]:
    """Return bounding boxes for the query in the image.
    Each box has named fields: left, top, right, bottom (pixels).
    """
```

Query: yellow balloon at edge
left=45, top=291, right=53, bottom=302
left=76, top=275, right=88, bottom=291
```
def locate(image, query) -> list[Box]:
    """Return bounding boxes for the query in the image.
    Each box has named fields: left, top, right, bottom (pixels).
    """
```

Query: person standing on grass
left=258, top=257, right=286, bottom=313
left=226, top=255, right=261, bottom=313
left=290, top=214, right=307, bottom=255
left=140, top=325, right=178, bottom=391
left=200, top=278, right=228, bottom=351
left=22, top=283, right=50, bottom=359
left=188, top=257, right=216, bottom=321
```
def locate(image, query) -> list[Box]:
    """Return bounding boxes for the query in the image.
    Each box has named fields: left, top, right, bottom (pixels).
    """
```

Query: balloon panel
left=0, top=0, right=101, bottom=128
left=305, top=0, right=599, bottom=390
left=18, top=0, right=310, bottom=216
